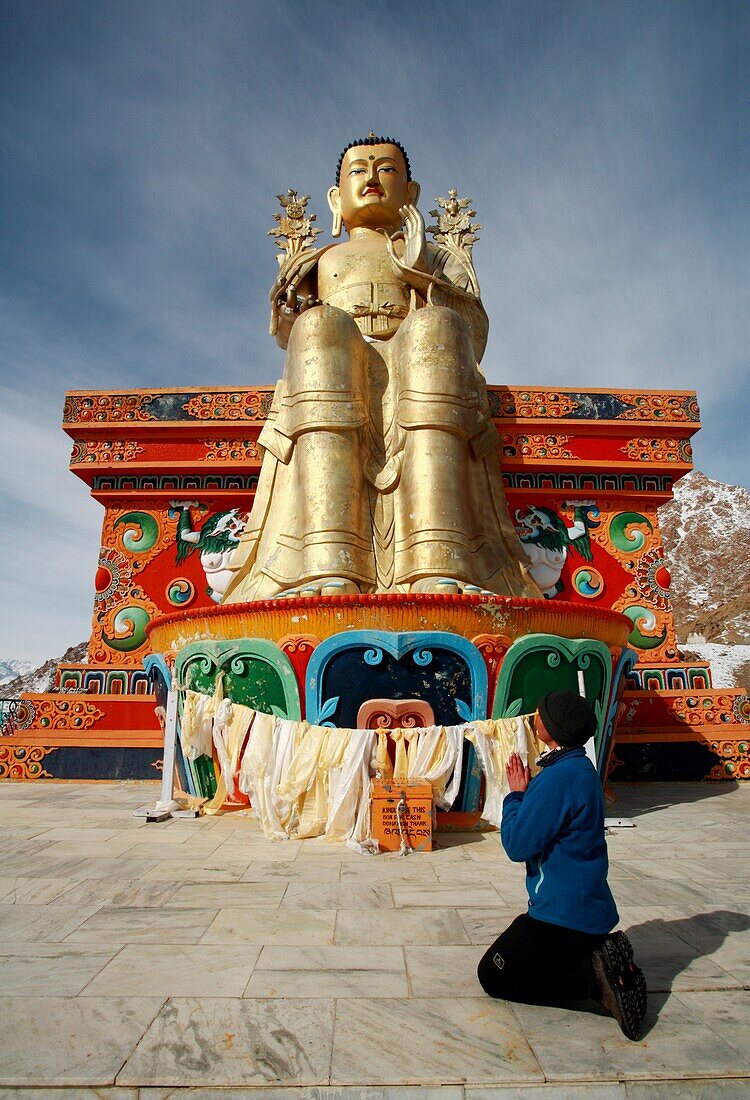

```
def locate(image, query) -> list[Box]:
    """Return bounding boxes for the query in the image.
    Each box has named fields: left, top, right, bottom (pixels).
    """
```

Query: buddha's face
left=328, top=143, right=420, bottom=233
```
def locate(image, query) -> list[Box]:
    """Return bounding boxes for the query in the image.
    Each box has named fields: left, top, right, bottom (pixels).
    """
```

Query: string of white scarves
left=181, top=686, right=540, bottom=853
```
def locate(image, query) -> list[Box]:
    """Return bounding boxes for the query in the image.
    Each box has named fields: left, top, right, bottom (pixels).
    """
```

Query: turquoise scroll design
left=492, top=634, right=613, bottom=764
left=305, top=630, right=488, bottom=812
left=175, top=640, right=301, bottom=720
left=598, top=646, right=638, bottom=780
left=173, top=640, right=301, bottom=799
left=305, top=630, right=486, bottom=728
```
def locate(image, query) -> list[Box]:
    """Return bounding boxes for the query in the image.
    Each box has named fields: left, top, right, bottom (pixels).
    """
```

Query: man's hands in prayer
left=506, top=753, right=531, bottom=793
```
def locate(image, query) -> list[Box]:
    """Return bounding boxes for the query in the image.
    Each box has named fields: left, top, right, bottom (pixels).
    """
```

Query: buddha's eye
left=349, top=168, right=366, bottom=175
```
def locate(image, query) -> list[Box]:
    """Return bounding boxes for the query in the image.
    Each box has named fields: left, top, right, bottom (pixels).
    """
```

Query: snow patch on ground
left=681, top=642, right=750, bottom=690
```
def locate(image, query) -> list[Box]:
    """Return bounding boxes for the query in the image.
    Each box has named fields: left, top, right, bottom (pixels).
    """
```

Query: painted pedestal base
left=144, top=593, right=632, bottom=817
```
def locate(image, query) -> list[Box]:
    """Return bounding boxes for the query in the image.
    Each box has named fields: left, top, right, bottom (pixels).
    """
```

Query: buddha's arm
left=268, top=248, right=323, bottom=349
left=388, top=240, right=489, bottom=363
left=271, top=272, right=318, bottom=349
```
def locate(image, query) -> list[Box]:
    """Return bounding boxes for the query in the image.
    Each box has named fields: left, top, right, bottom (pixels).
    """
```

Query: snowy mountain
left=659, top=470, right=750, bottom=645
left=0, top=642, right=87, bottom=696
left=0, top=659, right=36, bottom=686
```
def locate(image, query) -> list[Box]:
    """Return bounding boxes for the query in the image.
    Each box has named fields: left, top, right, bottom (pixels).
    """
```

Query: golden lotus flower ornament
left=268, top=189, right=323, bottom=257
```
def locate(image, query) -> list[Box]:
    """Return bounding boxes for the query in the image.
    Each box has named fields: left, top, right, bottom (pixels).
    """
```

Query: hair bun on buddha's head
left=336, top=136, right=412, bottom=183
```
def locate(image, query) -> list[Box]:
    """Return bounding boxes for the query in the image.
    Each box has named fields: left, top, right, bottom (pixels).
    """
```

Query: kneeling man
left=477, top=690, right=647, bottom=1041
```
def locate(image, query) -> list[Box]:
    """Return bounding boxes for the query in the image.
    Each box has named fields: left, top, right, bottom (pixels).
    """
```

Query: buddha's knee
left=401, top=304, right=469, bottom=346
left=288, top=304, right=361, bottom=355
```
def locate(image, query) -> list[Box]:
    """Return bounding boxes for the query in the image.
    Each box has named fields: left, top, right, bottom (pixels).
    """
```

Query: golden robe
left=222, top=237, right=536, bottom=601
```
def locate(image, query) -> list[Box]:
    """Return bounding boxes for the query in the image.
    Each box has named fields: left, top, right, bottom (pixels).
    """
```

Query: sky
left=1, top=0, right=747, bottom=662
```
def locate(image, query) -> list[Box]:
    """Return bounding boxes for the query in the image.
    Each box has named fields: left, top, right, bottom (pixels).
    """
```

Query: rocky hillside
left=0, top=642, right=87, bottom=696
left=659, top=470, right=750, bottom=645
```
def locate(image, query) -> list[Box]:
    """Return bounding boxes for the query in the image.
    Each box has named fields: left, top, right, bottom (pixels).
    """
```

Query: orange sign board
left=370, top=779, right=433, bottom=852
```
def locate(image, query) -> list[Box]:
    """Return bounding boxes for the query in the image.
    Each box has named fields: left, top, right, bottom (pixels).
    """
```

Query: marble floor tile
left=0, top=902, right=99, bottom=943
left=512, top=992, right=750, bottom=1081
left=431, top=862, right=511, bottom=884
left=31, top=826, right=123, bottom=843
left=625, top=1080, right=750, bottom=1099
left=141, top=859, right=251, bottom=881
left=166, top=881, right=287, bottom=908
left=612, top=877, right=720, bottom=910
left=80, top=943, right=260, bottom=998
left=330, top=996, right=543, bottom=1084
left=282, top=884, right=393, bottom=910
left=0, top=838, right=54, bottom=859
left=0, top=854, right=72, bottom=879
left=432, top=832, right=493, bottom=851
left=675, top=990, right=750, bottom=1063
left=241, top=860, right=342, bottom=882
left=457, top=907, right=522, bottom=945
left=339, top=858, right=439, bottom=881
left=66, top=905, right=219, bottom=944
left=415, top=843, right=476, bottom=863
left=467, top=841, right=511, bottom=863
left=213, top=837, right=302, bottom=858
left=0, top=1089, right=139, bottom=1099
left=291, top=837, right=359, bottom=855
left=122, top=834, right=227, bottom=856
left=245, top=945, right=407, bottom=998
left=0, top=875, right=83, bottom=905
left=335, top=907, right=469, bottom=946
left=658, top=910, right=750, bottom=986
left=0, top=996, right=164, bottom=1085
left=54, top=877, right=180, bottom=908
left=392, top=882, right=502, bottom=908
left=118, top=997, right=334, bottom=1086
left=622, top=920, right=742, bottom=992
left=14, top=854, right=162, bottom=881
left=201, top=907, right=336, bottom=946
left=108, top=825, right=193, bottom=843
left=405, top=945, right=483, bottom=996
left=0, top=942, right=119, bottom=996
left=468, top=1087, right=626, bottom=1099
left=91, top=842, right=219, bottom=863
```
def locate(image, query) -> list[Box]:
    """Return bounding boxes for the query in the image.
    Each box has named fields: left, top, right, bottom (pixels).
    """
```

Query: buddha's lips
left=362, top=186, right=382, bottom=196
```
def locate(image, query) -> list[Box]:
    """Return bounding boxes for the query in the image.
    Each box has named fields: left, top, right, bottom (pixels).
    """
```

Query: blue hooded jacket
left=501, top=747, right=618, bottom=935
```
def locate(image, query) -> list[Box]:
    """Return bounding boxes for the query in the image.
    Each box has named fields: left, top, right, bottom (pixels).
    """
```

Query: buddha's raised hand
left=397, top=203, right=428, bottom=272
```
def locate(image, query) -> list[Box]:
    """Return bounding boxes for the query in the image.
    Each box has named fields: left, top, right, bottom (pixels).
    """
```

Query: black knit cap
left=538, top=691, right=596, bottom=747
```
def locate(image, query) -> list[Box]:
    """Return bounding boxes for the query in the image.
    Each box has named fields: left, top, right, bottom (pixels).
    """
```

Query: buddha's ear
left=407, top=180, right=421, bottom=206
left=327, top=186, right=343, bottom=238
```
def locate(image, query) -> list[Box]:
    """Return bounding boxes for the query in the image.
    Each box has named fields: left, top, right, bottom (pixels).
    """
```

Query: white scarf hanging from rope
left=180, top=689, right=216, bottom=761
left=325, top=728, right=379, bottom=855
left=182, top=689, right=539, bottom=846
left=463, top=716, right=539, bottom=828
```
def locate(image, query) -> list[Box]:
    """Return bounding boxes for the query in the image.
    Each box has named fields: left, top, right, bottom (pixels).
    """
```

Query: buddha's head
left=327, top=134, right=421, bottom=236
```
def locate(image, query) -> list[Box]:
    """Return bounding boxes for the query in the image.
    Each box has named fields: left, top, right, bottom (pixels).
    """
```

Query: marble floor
left=0, top=780, right=748, bottom=1098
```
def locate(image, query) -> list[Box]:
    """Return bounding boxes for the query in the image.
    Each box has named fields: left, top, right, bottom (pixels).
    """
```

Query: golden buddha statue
left=222, top=134, right=537, bottom=602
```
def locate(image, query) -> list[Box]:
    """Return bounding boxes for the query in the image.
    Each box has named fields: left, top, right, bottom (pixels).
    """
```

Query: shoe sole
left=593, top=931, right=647, bottom=1041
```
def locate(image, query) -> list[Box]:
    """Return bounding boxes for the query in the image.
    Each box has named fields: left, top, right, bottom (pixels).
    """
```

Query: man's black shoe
left=592, top=931, right=647, bottom=1041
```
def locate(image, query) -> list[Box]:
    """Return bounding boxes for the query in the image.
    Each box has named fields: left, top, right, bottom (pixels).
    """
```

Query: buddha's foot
left=277, top=577, right=361, bottom=599
left=410, top=577, right=494, bottom=596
